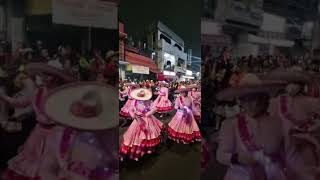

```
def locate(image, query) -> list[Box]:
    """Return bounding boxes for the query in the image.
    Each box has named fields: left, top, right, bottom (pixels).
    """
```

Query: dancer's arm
left=0, top=94, right=32, bottom=108
left=145, top=107, right=157, bottom=117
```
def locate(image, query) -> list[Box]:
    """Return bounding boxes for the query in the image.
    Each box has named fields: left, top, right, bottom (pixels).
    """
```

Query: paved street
left=120, top=111, right=201, bottom=180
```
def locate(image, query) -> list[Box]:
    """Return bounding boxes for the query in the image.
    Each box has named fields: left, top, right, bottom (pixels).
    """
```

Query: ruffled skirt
left=153, top=96, right=173, bottom=113
left=119, top=99, right=134, bottom=118
left=2, top=124, right=53, bottom=180
left=120, top=116, right=163, bottom=161
left=167, top=110, right=201, bottom=144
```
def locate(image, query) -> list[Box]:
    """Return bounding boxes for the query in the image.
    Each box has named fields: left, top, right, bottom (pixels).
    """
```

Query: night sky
left=119, top=0, right=201, bottom=57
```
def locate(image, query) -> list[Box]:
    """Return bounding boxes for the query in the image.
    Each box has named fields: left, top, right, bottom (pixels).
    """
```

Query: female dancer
left=0, top=72, right=38, bottom=170
left=216, top=73, right=287, bottom=180
left=38, top=82, right=118, bottom=180
left=266, top=68, right=320, bottom=180
left=167, top=86, right=201, bottom=144
left=1, top=63, right=75, bottom=180
left=120, top=88, right=163, bottom=161
left=153, top=81, right=173, bottom=117
left=1, top=72, right=36, bottom=133
left=119, top=83, right=138, bottom=126
left=188, top=84, right=201, bottom=122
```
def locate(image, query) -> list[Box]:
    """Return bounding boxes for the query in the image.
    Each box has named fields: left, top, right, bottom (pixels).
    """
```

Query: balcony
left=124, top=44, right=156, bottom=61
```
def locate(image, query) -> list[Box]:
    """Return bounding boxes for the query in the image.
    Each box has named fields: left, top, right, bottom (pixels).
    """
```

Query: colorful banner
left=52, top=0, right=118, bottom=29
left=131, top=65, right=150, bottom=74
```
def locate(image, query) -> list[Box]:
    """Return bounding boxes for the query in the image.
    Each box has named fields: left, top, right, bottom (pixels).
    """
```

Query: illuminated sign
left=186, top=70, right=193, bottom=76
left=131, top=65, right=150, bottom=74
left=163, top=71, right=176, bottom=76
left=182, top=75, right=195, bottom=79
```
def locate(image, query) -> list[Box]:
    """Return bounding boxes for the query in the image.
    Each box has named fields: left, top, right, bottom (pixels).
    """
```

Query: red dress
left=167, top=96, right=201, bottom=144
left=120, top=100, right=163, bottom=161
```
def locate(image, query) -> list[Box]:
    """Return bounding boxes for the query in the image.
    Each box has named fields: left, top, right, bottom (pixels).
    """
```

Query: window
left=174, top=44, right=182, bottom=51
left=160, top=33, right=171, bottom=44
left=177, top=58, right=185, bottom=67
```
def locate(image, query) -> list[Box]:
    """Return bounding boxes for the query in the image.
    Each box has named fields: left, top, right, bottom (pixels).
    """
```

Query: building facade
left=119, top=22, right=159, bottom=81
left=201, top=0, right=318, bottom=58
left=147, top=21, right=194, bottom=81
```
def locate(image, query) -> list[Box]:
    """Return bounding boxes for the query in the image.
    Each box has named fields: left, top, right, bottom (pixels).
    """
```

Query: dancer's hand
left=136, top=111, right=143, bottom=116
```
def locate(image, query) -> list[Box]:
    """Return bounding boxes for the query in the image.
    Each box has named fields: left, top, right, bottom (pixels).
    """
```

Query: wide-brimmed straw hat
left=175, top=85, right=190, bottom=93
left=24, top=63, right=75, bottom=82
left=42, top=82, right=117, bottom=130
left=130, top=88, right=152, bottom=101
left=216, top=73, right=286, bottom=101
left=262, top=66, right=310, bottom=83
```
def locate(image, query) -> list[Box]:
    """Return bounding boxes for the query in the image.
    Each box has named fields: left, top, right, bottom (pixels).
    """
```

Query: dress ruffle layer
left=156, top=106, right=174, bottom=113
left=120, top=99, right=135, bottom=118
left=167, top=127, right=201, bottom=144
left=120, top=137, right=161, bottom=161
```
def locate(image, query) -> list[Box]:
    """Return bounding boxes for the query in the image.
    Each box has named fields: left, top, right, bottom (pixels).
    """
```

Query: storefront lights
left=182, top=75, right=194, bottom=79
left=163, top=71, right=176, bottom=76
left=186, top=70, right=192, bottom=76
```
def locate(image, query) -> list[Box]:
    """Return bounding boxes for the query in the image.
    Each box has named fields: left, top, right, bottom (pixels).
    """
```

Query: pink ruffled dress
left=153, top=87, right=173, bottom=113
left=2, top=87, right=54, bottom=180
left=167, top=96, right=201, bottom=144
left=189, top=91, right=201, bottom=121
left=269, top=95, right=320, bottom=180
left=119, top=89, right=135, bottom=119
left=38, top=127, right=119, bottom=180
left=120, top=100, right=163, bottom=161
left=217, top=114, right=287, bottom=180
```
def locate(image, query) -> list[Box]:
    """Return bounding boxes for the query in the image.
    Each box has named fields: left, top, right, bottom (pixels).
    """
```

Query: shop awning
left=125, top=51, right=160, bottom=73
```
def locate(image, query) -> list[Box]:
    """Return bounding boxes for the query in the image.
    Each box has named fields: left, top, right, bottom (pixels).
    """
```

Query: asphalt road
left=119, top=111, right=202, bottom=180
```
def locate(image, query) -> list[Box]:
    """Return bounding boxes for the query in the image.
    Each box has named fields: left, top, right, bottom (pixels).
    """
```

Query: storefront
left=123, top=51, right=159, bottom=81
left=162, top=70, right=177, bottom=82
left=179, top=69, right=194, bottom=81
left=25, top=0, right=118, bottom=53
